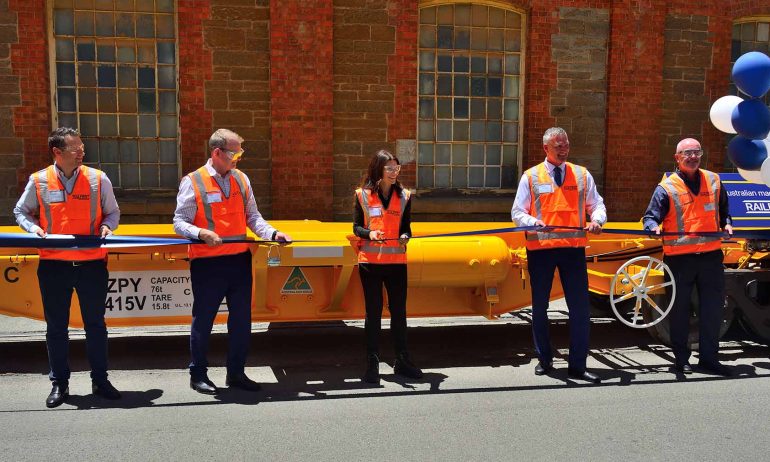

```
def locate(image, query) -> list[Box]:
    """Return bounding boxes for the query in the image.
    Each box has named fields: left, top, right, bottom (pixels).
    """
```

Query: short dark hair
left=48, top=127, right=80, bottom=156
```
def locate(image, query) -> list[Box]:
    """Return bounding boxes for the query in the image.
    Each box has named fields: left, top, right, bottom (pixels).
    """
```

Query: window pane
left=418, top=167, right=434, bottom=188
left=437, top=26, right=453, bottom=49
left=95, top=0, right=113, bottom=9
left=160, top=140, right=177, bottom=163
left=119, top=114, right=137, bottom=136
left=453, top=121, right=468, bottom=141
left=455, top=28, right=470, bottom=49
left=505, top=30, right=521, bottom=52
left=102, top=163, right=119, bottom=187
left=471, top=56, right=485, bottom=72
left=453, top=98, right=468, bottom=118
left=139, top=114, right=156, bottom=136
left=138, top=91, right=156, bottom=113
left=160, top=165, right=178, bottom=188
left=436, top=144, right=451, bottom=164
left=97, top=65, right=116, bottom=87
left=504, top=122, right=518, bottom=142
left=97, top=89, right=117, bottom=112
left=436, top=121, right=452, bottom=142
left=420, top=7, right=436, bottom=25
left=419, top=26, right=436, bottom=48
left=503, top=145, right=516, bottom=166
left=471, top=28, right=487, bottom=50
left=489, top=56, right=502, bottom=75
left=58, top=112, right=78, bottom=127
left=504, top=99, right=519, bottom=120
left=452, top=167, right=468, bottom=188
left=58, top=88, right=77, bottom=111
left=95, top=12, right=114, bottom=36
left=452, top=144, right=468, bottom=165
left=454, top=75, right=469, bottom=96
left=454, top=55, right=469, bottom=73
left=158, top=65, right=175, bottom=89
left=157, top=15, right=174, bottom=38
left=54, top=10, right=75, bottom=35
left=99, top=139, right=118, bottom=163
left=437, top=75, right=451, bottom=95
left=489, top=29, right=504, bottom=51
left=488, top=77, right=502, bottom=97
left=120, top=140, right=138, bottom=162
left=418, top=143, right=434, bottom=164
left=436, top=98, right=452, bottom=118
left=136, top=14, right=155, bottom=38
left=485, top=167, right=500, bottom=187
left=456, top=4, right=471, bottom=26
left=419, top=51, right=434, bottom=71
left=140, top=140, right=158, bottom=162
left=138, top=67, right=155, bottom=88
left=487, top=98, right=502, bottom=119
left=437, top=5, right=453, bottom=25
left=159, top=91, right=176, bottom=114
left=419, top=97, right=434, bottom=119
left=486, top=121, right=501, bottom=142
left=57, top=63, right=76, bottom=86
left=504, top=76, right=519, bottom=97
left=437, top=54, right=452, bottom=72
left=80, top=114, right=98, bottom=135
left=116, top=13, right=134, bottom=37
left=97, top=42, right=116, bottom=62
left=489, top=9, right=505, bottom=28
left=469, top=144, right=484, bottom=164
left=472, top=5, right=488, bottom=27
left=121, top=163, right=139, bottom=188
left=157, top=42, right=175, bottom=64
left=118, top=66, right=136, bottom=88
left=486, top=145, right=501, bottom=165
left=418, top=121, right=434, bottom=140
left=117, top=45, right=136, bottom=62
left=470, top=99, right=485, bottom=118
left=136, top=0, right=153, bottom=12
left=137, top=44, right=155, bottom=63
left=79, top=88, right=97, bottom=111
left=436, top=166, right=450, bottom=187
left=77, top=42, right=96, bottom=61
left=470, top=121, right=485, bottom=141
left=118, top=90, right=137, bottom=112
left=159, top=115, right=176, bottom=137
left=75, top=11, right=94, bottom=35
left=505, top=54, right=520, bottom=74
left=157, top=0, right=174, bottom=13
left=100, top=114, right=118, bottom=136
left=419, top=73, right=434, bottom=95
left=471, top=77, right=485, bottom=96
left=469, top=166, right=484, bottom=187
left=56, top=39, right=75, bottom=61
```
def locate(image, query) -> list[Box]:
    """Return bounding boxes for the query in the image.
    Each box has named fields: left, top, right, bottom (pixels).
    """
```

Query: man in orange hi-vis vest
left=512, top=127, right=606, bottom=383
left=174, top=128, right=291, bottom=395
left=13, top=127, right=122, bottom=408
left=643, top=138, right=733, bottom=377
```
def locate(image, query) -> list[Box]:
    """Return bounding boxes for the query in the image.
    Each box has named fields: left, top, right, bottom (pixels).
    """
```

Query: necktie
left=554, top=166, right=562, bottom=187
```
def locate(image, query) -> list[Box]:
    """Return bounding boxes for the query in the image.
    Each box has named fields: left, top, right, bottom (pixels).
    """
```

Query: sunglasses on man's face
left=220, top=148, right=244, bottom=161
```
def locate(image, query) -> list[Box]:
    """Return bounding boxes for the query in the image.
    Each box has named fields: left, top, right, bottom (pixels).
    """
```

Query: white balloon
left=761, top=156, right=770, bottom=187
left=738, top=167, right=764, bottom=183
left=709, top=95, right=743, bottom=134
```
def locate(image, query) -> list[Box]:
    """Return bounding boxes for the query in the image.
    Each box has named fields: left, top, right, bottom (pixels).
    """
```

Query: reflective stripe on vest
left=189, top=167, right=251, bottom=260
left=659, top=170, right=722, bottom=256
left=524, top=162, right=588, bottom=250
left=34, top=165, right=106, bottom=261
left=355, top=187, right=408, bottom=264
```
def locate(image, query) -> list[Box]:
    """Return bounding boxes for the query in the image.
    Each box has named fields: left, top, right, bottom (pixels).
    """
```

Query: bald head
left=676, top=138, right=700, bottom=153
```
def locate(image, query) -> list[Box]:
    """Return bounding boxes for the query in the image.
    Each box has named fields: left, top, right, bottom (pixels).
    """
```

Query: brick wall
left=550, top=6, right=609, bottom=188
left=0, top=0, right=22, bottom=225
left=271, top=0, right=333, bottom=220
left=604, top=0, right=667, bottom=221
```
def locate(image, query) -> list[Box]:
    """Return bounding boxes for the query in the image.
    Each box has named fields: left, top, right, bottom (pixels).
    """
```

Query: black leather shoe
left=92, top=380, right=122, bottom=400
left=698, top=361, right=732, bottom=377
left=394, top=352, right=423, bottom=379
left=674, top=363, right=693, bottom=374
left=534, top=361, right=553, bottom=376
left=567, top=368, right=601, bottom=383
left=226, top=373, right=261, bottom=392
left=190, top=377, right=218, bottom=395
left=46, top=383, right=69, bottom=408
left=362, top=353, right=380, bottom=384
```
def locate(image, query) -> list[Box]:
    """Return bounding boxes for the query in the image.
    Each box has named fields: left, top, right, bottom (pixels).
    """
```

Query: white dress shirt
left=173, top=160, right=276, bottom=240
left=511, top=159, right=607, bottom=227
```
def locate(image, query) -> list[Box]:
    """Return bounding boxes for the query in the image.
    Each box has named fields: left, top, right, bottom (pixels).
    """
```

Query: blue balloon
left=731, top=99, right=770, bottom=140
left=732, top=51, right=770, bottom=98
left=727, top=136, right=769, bottom=170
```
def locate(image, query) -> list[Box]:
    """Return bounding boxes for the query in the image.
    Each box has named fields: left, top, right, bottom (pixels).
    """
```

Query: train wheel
left=610, top=256, right=675, bottom=329
left=642, top=291, right=734, bottom=347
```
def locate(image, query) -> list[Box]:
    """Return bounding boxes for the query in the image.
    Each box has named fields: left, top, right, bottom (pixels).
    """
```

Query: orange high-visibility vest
left=355, top=187, right=409, bottom=264
left=33, top=165, right=107, bottom=261
left=188, top=166, right=250, bottom=260
left=524, top=162, right=588, bottom=250
left=659, top=170, right=722, bottom=256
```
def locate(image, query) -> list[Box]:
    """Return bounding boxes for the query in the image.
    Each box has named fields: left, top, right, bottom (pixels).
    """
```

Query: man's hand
left=275, top=232, right=292, bottom=243
left=585, top=221, right=602, bottom=234
left=198, top=229, right=222, bottom=247
left=399, top=233, right=410, bottom=246
left=34, top=228, right=47, bottom=238
left=724, top=224, right=734, bottom=236
left=100, top=225, right=112, bottom=238
left=534, top=220, right=546, bottom=227
left=648, top=226, right=661, bottom=236
left=369, top=230, right=385, bottom=241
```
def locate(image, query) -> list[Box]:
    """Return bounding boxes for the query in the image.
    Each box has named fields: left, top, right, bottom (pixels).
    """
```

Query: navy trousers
left=189, top=250, right=253, bottom=380
left=664, top=249, right=724, bottom=366
left=526, top=247, right=590, bottom=371
left=37, top=258, right=109, bottom=384
left=358, top=263, right=408, bottom=356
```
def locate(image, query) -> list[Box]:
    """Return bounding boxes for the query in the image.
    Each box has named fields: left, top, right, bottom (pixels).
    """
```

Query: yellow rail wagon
left=2, top=219, right=768, bottom=345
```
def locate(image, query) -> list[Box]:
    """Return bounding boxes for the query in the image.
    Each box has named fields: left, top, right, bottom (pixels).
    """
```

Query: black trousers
left=664, top=250, right=724, bottom=365
left=189, top=251, right=253, bottom=380
left=358, top=263, right=408, bottom=356
left=37, top=258, right=110, bottom=384
left=526, top=247, right=591, bottom=370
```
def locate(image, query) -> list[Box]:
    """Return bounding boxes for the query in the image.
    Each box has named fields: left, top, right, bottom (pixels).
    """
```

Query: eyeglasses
left=219, top=148, right=244, bottom=161
left=677, top=149, right=703, bottom=158
left=384, top=165, right=401, bottom=174
left=62, top=144, right=85, bottom=153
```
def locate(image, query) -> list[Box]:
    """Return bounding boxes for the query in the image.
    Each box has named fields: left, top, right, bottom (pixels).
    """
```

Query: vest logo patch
left=562, top=185, right=578, bottom=191
left=70, top=194, right=90, bottom=200
left=280, top=267, right=313, bottom=294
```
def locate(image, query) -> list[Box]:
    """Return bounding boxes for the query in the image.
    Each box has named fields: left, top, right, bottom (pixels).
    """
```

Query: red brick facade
left=1, top=0, right=769, bottom=224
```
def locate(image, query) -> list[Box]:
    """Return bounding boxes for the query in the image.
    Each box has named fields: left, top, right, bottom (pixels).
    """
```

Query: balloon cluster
left=709, top=51, right=770, bottom=185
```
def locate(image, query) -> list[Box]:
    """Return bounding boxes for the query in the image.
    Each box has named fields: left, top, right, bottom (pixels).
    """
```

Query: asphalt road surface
left=1, top=305, right=769, bottom=461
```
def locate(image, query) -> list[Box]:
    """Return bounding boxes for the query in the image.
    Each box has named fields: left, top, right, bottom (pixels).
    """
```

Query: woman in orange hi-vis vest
left=353, top=150, right=423, bottom=384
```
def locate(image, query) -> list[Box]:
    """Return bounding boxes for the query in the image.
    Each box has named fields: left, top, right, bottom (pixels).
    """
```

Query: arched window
left=731, top=18, right=770, bottom=105
left=49, top=0, right=179, bottom=189
left=417, top=2, right=525, bottom=190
